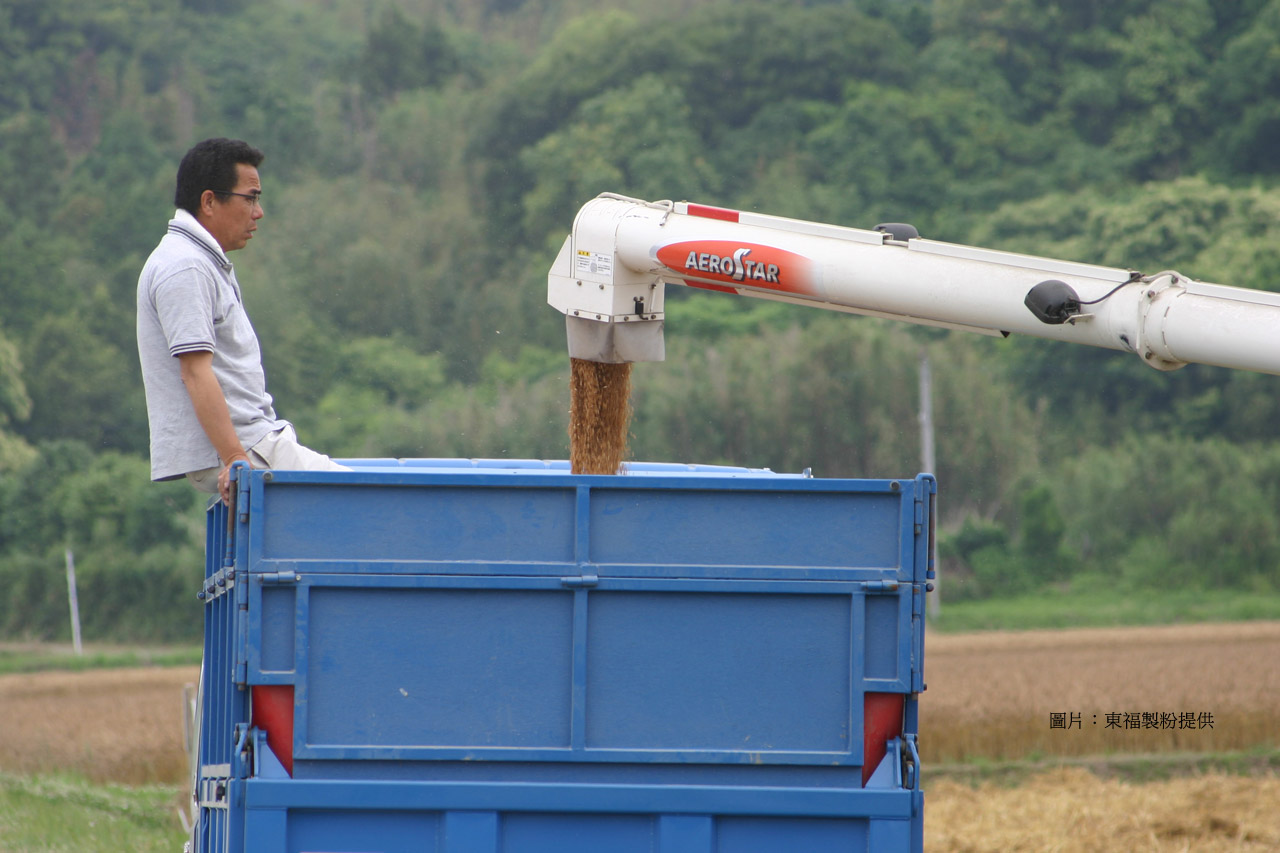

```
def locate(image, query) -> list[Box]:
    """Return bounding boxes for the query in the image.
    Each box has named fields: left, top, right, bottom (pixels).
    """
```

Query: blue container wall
left=194, top=499, right=246, bottom=851
left=195, top=462, right=931, bottom=853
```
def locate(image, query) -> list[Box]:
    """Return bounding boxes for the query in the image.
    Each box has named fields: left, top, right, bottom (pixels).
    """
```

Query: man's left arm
left=178, top=350, right=251, bottom=503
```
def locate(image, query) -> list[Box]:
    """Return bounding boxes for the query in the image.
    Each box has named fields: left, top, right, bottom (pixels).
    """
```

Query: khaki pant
left=186, top=425, right=349, bottom=494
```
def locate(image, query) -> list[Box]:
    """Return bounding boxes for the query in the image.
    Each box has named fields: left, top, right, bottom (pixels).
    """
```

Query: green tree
left=0, top=442, right=203, bottom=640
left=1052, top=436, right=1280, bottom=589
left=630, top=314, right=1039, bottom=524
left=0, top=215, right=75, bottom=341
left=357, top=7, right=460, bottom=102
left=367, top=88, right=466, bottom=192
left=294, top=336, right=449, bottom=456
left=1202, top=0, right=1280, bottom=175
left=57, top=111, right=170, bottom=257
left=1014, top=483, right=1073, bottom=583
left=1103, top=0, right=1214, bottom=178
left=802, top=82, right=1058, bottom=233
left=0, top=333, right=35, bottom=472
left=930, top=0, right=1081, bottom=119
left=519, top=74, right=717, bottom=240
left=18, top=313, right=147, bottom=454
left=0, top=112, right=68, bottom=225
left=472, top=2, right=914, bottom=239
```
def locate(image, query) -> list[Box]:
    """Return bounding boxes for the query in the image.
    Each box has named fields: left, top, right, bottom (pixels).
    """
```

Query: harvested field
left=0, top=665, right=199, bottom=785
left=922, top=621, right=1280, bottom=762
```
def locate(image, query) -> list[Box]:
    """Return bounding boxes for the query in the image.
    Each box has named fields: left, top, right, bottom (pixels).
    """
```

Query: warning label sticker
left=575, top=250, right=613, bottom=280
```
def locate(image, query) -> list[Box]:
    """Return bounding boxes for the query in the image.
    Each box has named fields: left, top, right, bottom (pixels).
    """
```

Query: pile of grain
left=568, top=358, right=632, bottom=474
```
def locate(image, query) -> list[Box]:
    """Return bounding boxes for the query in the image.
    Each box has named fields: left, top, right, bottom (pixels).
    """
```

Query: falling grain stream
left=568, top=358, right=632, bottom=475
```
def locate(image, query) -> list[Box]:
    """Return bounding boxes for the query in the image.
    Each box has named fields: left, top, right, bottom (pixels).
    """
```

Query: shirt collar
left=168, top=208, right=232, bottom=271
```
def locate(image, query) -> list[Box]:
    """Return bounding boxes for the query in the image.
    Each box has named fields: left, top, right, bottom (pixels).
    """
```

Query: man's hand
left=218, top=452, right=252, bottom=505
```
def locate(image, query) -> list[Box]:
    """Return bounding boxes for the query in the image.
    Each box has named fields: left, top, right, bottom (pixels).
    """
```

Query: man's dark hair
left=174, top=138, right=264, bottom=216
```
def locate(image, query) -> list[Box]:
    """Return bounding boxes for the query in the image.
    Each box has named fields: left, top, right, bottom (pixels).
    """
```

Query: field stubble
left=926, top=767, right=1280, bottom=851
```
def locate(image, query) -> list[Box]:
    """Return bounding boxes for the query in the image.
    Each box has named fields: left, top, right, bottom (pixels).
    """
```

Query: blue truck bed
left=193, top=460, right=932, bottom=852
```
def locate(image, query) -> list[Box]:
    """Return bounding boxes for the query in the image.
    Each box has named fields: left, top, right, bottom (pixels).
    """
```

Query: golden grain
left=568, top=358, right=632, bottom=474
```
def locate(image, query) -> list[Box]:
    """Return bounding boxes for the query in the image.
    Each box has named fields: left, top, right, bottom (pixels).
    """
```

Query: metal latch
left=258, top=572, right=301, bottom=584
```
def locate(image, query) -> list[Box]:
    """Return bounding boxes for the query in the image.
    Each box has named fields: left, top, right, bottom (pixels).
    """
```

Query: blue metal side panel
left=586, top=487, right=901, bottom=573
left=258, top=483, right=577, bottom=564
left=199, top=462, right=928, bottom=853
left=304, top=586, right=575, bottom=749
left=276, top=576, right=903, bottom=771
left=195, top=499, right=245, bottom=852
left=242, top=469, right=918, bottom=583
left=238, top=779, right=920, bottom=852
left=581, top=591, right=852, bottom=752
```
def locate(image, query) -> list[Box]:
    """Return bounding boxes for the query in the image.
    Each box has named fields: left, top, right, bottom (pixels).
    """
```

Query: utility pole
left=65, top=549, right=83, bottom=655
left=919, top=350, right=940, bottom=620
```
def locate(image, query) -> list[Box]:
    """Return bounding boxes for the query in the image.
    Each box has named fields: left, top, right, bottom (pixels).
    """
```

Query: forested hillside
left=2, top=0, right=1279, bottom=640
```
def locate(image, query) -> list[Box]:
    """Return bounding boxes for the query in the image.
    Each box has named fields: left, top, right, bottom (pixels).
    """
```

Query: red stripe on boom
left=686, top=204, right=739, bottom=222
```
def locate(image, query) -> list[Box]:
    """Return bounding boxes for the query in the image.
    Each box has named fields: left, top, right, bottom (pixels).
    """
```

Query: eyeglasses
left=216, top=190, right=262, bottom=208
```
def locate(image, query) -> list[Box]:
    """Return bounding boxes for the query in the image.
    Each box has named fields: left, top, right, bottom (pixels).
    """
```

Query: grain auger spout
left=548, top=193, right=1280, bottom=376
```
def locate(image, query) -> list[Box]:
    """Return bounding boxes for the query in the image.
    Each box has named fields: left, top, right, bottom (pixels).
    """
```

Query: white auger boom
left=547, top=193, right=1280, bottom=376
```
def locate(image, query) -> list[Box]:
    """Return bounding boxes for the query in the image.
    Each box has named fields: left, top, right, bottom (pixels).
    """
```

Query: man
left=137, top=138, right=345, bottom=504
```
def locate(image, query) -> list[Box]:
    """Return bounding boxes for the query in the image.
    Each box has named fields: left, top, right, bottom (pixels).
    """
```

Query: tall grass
left=0, top=644, right=201, bottom=676
left=0, top=772, right=186, bottom=853
left=929, top=586, right=1280, bottom=633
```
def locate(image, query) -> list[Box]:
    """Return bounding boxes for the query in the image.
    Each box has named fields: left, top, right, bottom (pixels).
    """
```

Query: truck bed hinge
left=561, top=571, right=599, bottom=588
